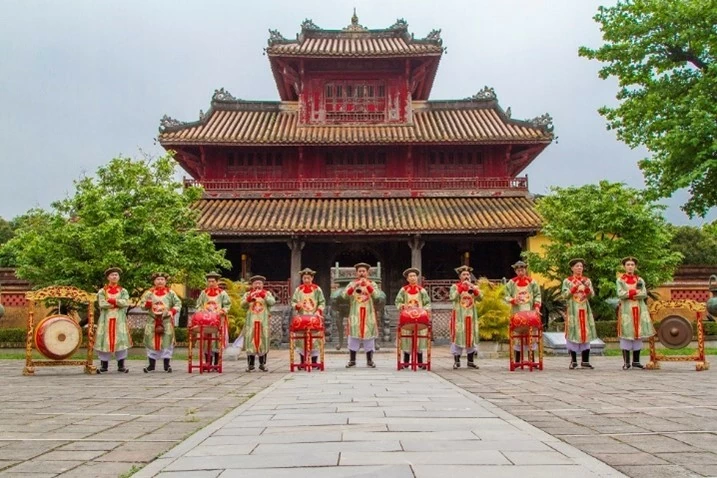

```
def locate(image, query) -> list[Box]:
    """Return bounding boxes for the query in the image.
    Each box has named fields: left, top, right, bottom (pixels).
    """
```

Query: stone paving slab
left=0, top=354, right=287, bottom=477
left=2, top=347, right=716, bottom=477
left=430, top=347, right=717, bottom=478
left=134, top=354, right=625, bottom=478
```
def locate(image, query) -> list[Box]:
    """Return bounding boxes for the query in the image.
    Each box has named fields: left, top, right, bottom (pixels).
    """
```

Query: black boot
left=581, top=349, right=593, bottom=369
left=117, top=359, right=129, bottom=373
left=346, top=350, right=357, bottom=368
left=213, top=352, right=220, bottom=366
left=632, top=350, right=644, bottom=369
left=258, top=354, right=268, bottom=372
left=569, top=351, right=578, bottom=369
left=246, top=355, right=255, bottom=372
left=97, top=360, right=109, bottom=374
left=417, top=352, right=426, bottom=370
left=467, top=352, right=478, bottom=369
left=622, top=350, right=631, bottom=370
left=143, top=358, right=156, bottom=373
left=453, top=354, right=461, bottom=369
left=311, top=355, right=318, bottom=365
left=514, top=350, right=521, bottom=364
left=366, top=351, right=376, bottom=368
left=299, top=354, right=305, bottom=366
left=402, top=352, right=410, bottom=369
left=163, top=358, right=172, bottom=373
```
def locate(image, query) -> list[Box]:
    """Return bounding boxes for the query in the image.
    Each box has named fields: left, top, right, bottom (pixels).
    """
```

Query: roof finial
left=351, top=8, right=358, bottom=26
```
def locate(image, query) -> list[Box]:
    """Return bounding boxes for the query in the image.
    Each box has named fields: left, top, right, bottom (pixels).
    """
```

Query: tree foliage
left=476, top=278, right=510, bottom=341
left=579, top=0, right=717, bottom=217
left=0, top=154, right=230, bottom=298
left=668, top=221, right=717, bottom=265
left=524, top=181, right=682, bottom=319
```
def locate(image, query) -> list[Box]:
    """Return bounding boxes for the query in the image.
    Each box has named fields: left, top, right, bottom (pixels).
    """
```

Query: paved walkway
left=135, top=353, right=624, bottom=478
left=1, top=348, right=716, bottom=477
left=432, top=349, right=717, bottom=478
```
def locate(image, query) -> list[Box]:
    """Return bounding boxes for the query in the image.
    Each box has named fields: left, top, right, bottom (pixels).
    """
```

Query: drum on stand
left=289, top=314, right=325, bottom=372
left=34, top=315, right=82, bottom=360
left=397, top=307, right=431, bottom=371
left=399, top=307, right=430, bottom=331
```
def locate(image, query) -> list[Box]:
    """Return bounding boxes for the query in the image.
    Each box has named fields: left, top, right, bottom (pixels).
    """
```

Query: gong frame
left=647, top=299, right=709, bottom=372
left=23, top=286, right=96, bottom=375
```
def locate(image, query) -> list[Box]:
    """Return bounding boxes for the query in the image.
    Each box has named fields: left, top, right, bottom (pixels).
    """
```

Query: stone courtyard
left=0, top=348, right=715, bottom=478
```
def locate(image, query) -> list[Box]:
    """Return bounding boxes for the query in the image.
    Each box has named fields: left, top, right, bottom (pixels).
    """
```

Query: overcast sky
left=1, top=0, right=714, bottom=225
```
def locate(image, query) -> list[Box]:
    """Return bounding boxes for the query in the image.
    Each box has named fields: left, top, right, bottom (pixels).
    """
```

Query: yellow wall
left=526, top=233, right=558, bottom=287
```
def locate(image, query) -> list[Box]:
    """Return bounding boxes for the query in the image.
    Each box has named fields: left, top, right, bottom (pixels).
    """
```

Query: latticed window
left=427, top=150, right=484, bottom=176
left=325, top=150, right=387, bottom=177
left=324, top=81, right=386, bottom=123
left=226, top=151, right=284, bottom=177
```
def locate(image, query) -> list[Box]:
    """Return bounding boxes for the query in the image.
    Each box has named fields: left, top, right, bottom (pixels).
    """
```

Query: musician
left=96, top=267, right=132, bottom=374
left=616, top=257, right=655, bottom=370
left=140, top=272, right=181, bottom=373
left=505, top=260, right=542, bottom=364
left=450, top=265, right=482, bottom=369
left=562, top=258, right=597, bottom=369
left=394, top=268, right=431, bottom=370
left=342, top=262, right=382, bottom=368
left=195, top=272, right=231, bottom=369
left=241, top=275, right=276, bottom=372
left=291, top=268, right=326, bottom=365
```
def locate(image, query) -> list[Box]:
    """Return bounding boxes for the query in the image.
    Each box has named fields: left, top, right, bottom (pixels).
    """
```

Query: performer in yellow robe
left=291, top=268, right=326, bottom=364
left=96, top=267, right=132, bottom=374
left=394, top=267, right=431, bottom=370
left=616, top=256, right=655, bottom=370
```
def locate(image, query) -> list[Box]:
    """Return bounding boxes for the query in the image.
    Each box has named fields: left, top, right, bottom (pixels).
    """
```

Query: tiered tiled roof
left=265, top=15, right=445, bottom=58
left=159, top=89, right=553, bottom=146
left=193, top=196, right=542, bottom=236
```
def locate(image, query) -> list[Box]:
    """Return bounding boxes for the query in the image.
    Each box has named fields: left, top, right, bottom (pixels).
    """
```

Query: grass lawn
left=602, top=347, right=717, bottom=356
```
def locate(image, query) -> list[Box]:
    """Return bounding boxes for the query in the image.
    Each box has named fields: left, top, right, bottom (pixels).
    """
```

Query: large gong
left=657, top=315, right=693, bottom=349
left=34, top=315, right=82, bottom=360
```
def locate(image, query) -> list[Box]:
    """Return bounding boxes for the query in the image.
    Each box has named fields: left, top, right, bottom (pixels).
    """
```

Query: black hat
left=205, top=272, right=221, bottom=280
left=454, top=265, right=473, bottom=276
left=403, top=267, right=420, bottom=278
left=248, top=275, right=267, bottom=283
left=621, top=256, right=638, bottom=266
left=511, top=260, right=528, bottom=269
left=354, top=262, right=371, bottom=270
left=298, top=268, right=317, bottom=276
left=569, top=258, right=586, bottom=268
left=151, top=272, right=170, bottom=281
left=104, top=267, right=122, bottom=277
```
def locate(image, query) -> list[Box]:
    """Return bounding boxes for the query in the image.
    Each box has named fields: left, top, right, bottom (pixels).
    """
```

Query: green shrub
left=595, top=320, right=617, bottom=338
left=0, top=328, right=27, bottom=343
left=476, top=278, right=510, bottom=341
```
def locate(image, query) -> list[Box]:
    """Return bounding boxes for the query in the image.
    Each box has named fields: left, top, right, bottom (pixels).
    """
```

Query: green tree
left=476, top=278, right=510, bottom=342
left=669, top=223, right=717, bottom=265
left=524, top=181, right=682, bottom=319
left=1, top=154, right=231, bottom=298
left=579, top=0, right=717, bottom=217
left=0, top=218, right=13, bottom=245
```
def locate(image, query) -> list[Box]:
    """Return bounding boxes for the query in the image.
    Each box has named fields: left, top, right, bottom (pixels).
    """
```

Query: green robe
left=450, top=282, right=482, bottom=348
left=241, top=290, right=275, bottom=355
left=341, top=279, right=381, bottom=340
left=195, top=288, right=231, bottom=351
left=616, top=274, right=655, bottom=340
left=140, top=287, right=181, bottom=351
left=505, top=276, right=541, bottom=315
left=96, top=285, right=132, bottom=353
left=291, top=284, right=326, bottom=354
left=395, top=285, right=431, bottom=351
left=561, top=276, right=597, bottom=344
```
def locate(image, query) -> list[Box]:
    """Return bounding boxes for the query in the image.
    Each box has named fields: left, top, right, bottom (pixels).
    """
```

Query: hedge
left=0, top=327, right=189, bottom=345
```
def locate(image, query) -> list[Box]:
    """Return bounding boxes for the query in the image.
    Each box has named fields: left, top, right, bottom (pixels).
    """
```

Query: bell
left=706, top=275, right=717, bottom=318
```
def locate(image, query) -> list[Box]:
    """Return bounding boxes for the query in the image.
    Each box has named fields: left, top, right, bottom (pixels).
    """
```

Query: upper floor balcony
left=185, top=176, right=529, bottom=199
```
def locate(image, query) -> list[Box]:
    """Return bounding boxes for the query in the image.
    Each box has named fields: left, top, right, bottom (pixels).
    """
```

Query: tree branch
left=664, top=44, right=708, bottom=70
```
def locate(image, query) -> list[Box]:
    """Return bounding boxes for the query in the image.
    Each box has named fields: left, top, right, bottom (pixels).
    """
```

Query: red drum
left=399, top=307, right=430, bottom=331
left=190, top=311, right=221, bottom=328
left=290, top=314, right=324, bottom=332
left=510, top=310, right=542, bottom=333
left=34, top=315, right=82, bottom=360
